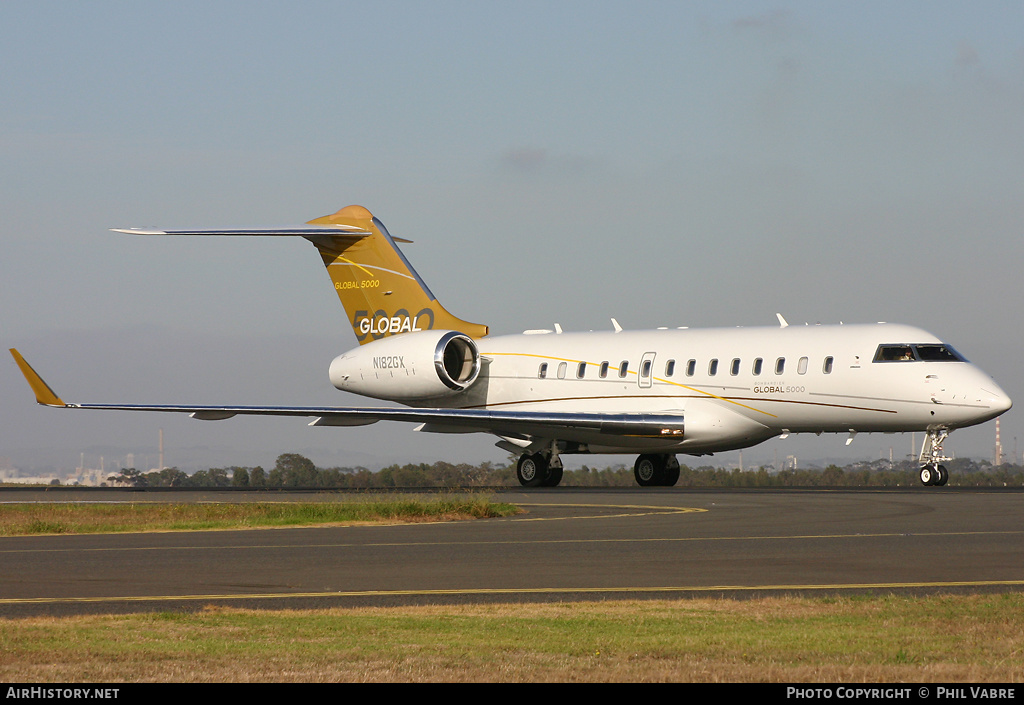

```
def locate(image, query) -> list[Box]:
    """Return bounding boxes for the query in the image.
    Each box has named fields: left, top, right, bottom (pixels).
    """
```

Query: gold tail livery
left=306, top=205, right=487, bottom=344
left=10, top=205, right=1011, bottom=487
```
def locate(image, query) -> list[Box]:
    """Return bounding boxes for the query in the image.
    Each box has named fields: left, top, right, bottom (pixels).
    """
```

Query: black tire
left=517, top=454, right=548, bottom=487
left=543, top=465, right=563, bottom=487
left=919, top=465, right=935, bottom=486
left=663, top=465, right=680, bottom=487
left=936, top=465, right=949, bottom=486
left=634, top=454, right=665, bottom=487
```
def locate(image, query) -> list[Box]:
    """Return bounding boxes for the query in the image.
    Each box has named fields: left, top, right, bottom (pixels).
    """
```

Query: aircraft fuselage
left=14, top=205, right=1012, bottom=487
left=332, top=322, right=1010, bottom=456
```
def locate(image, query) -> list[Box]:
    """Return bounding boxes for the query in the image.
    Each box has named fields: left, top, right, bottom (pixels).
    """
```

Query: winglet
left=9, top=349, right=66, bottom=407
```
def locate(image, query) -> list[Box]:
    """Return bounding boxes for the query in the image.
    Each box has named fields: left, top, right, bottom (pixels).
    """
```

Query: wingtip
left=9, top=349, right=66, bottom=407
left=111, top=228, right=167, bottom=235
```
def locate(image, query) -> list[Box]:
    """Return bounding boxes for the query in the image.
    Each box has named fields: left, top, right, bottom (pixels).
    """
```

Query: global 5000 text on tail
left=10, top=205, right=1012, bottom=487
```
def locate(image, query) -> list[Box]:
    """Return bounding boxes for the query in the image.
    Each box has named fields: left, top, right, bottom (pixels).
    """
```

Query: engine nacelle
left=678, top=400, right=777, bottom=452
left=329, top=330, right=481, bottom=401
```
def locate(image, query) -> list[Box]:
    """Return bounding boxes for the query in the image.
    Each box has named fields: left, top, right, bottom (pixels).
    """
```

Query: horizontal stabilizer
left=112, top=226, right=392, bottom=239
left=113, top=205, right=485, bottom=343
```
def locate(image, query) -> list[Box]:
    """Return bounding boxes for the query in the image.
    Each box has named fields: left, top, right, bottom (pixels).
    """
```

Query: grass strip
left=0, top=496, right=520, bottom=535
left=0, top=594, right=1022, bottom=682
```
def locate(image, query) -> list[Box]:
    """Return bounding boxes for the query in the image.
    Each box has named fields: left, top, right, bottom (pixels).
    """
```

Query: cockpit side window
left=873, top=345, right=916, bottom=362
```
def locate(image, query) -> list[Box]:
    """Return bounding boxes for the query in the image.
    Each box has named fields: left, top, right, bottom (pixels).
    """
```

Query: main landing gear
left=516, top=452, right=564, bottom=488
left=919, top=429, right=950, bottom=487
left=514, top=451, right=682, bottom=488
left=634, top=454, right=681, bottom=487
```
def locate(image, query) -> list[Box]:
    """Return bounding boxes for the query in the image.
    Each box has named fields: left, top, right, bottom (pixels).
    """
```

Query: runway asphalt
left=1, top=487, right=1022, bottom=617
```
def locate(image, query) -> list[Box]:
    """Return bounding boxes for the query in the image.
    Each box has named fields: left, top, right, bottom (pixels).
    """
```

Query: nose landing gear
left=919, top=429, right=951, bottom=487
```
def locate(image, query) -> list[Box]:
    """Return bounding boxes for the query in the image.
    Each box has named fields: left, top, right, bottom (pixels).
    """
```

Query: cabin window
left=538, top=363, right=548, bottom=379
left=686, top=359, right=696, bottom=376
left=708, top=359, right=718, bottom=376
left=641, top=360, right=652, bottom=378
left=600, top=361, right=609, bottom=378
left=775, top=357, right=785, bottom=375
left=730, top=358, right=741, bottom=376
left=557, top=362, right=567, bottom=379
left=665, top=359, right=675, bottom=377
left=618, top=361, right=629, bottom=378
left=823, top=356, right=834, bottom=374
left=577, top=362, right=587, bottom=378
left=797, top=357, right=808, bottom=375
left=752, top=358, right=763, bottom=376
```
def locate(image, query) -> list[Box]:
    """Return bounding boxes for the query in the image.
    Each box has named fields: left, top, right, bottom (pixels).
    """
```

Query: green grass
left=0, top=497, right=521, bottom=535
left=1, top=594, right=1022, bottom=682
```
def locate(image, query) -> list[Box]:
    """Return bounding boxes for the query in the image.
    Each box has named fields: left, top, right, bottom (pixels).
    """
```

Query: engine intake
left=434, top=332, right=479, bottom=390
left=329, top=330, right=480, bottom=400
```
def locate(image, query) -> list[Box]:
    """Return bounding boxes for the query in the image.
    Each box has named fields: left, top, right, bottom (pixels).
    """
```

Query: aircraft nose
left=951, top=367, right=1012, bottom=427
left=977, top=381, right=1012, bottom=417
left=988, top=387, right=1013, bottom=415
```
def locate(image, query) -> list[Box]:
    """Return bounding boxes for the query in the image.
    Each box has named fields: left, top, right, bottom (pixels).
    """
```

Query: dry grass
left=2, top=594, right=1022, bottom=682
left=0, top=498, right=520, bottom=535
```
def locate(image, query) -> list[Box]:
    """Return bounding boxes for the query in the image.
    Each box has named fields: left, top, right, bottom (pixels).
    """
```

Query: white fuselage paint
left=352, top=322, right=1010, bottom=456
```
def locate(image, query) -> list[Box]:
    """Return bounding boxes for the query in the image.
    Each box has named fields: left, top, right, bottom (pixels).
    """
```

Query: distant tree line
left=102, top=453, right=1024, bottom=488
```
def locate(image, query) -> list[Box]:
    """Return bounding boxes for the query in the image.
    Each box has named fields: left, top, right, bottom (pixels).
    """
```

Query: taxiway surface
left=1, top=487, right=1022, bottom=617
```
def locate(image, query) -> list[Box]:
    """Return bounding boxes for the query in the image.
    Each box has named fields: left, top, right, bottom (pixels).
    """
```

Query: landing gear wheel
left=663, top=465, right=680, bottom=487
left=662, top=455, right=681, bottom=487
left=634, top=454, right=666, bottom=487
left=935, top=465, right=948, bottom=487
left=517, top=453, right=549, bottom=488
left=542, top=465, right=563, bottom=487
left=920, top=465, right=937, bottom=486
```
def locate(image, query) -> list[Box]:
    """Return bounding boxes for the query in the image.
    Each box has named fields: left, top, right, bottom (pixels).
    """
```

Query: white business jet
left=10, top=205, right=1012, bottom=487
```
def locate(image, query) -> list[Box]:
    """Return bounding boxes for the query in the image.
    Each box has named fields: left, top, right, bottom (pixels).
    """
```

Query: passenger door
left=638, top=352, right=656, bottom=389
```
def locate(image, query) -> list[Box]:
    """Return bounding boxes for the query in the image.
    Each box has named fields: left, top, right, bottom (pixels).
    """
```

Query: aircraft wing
left=9, top=349, right=685, bottom=440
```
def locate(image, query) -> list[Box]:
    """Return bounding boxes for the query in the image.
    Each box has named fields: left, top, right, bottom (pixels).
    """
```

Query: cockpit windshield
left=914, top=344, right=967, bottom=362
left=873, top=344, right=967, bottom=363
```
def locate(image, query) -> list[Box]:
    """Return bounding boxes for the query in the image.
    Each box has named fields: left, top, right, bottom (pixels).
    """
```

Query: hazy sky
left=3, top=1, right=1023, bottom=473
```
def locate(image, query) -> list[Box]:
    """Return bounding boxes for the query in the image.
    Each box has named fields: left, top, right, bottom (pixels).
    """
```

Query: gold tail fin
left=304, top=206, right=488, bottom=345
